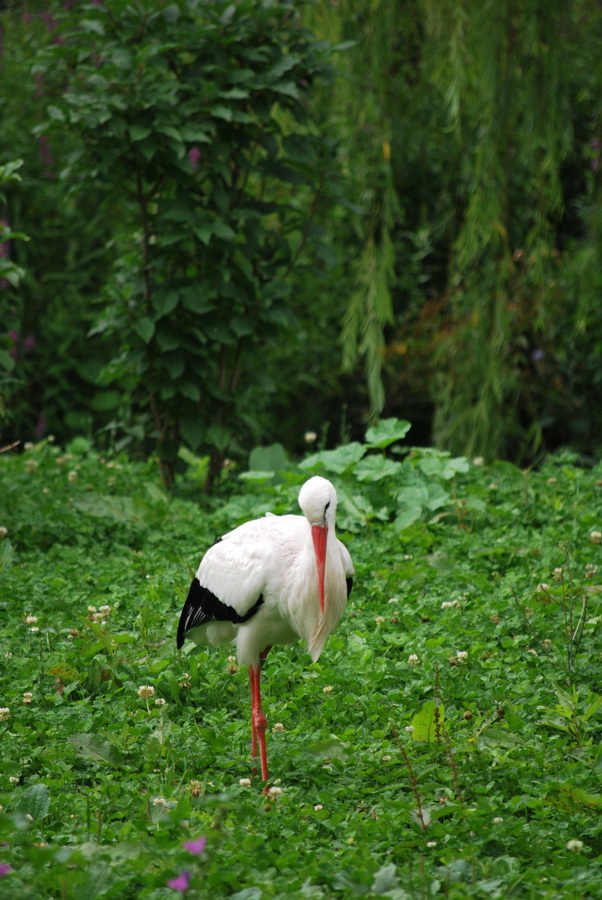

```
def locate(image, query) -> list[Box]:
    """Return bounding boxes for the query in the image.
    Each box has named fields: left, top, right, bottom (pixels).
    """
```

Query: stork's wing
left=176, top=528, right=268, bottom=648
left=337, top=537, right=355, bottom=598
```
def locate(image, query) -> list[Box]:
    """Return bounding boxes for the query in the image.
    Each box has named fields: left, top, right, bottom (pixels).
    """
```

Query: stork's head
left=298, top=476, right=337, bottom=615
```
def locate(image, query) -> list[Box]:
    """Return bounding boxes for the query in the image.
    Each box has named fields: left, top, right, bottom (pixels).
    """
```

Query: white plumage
left=176, top=475, right=353, bottom=787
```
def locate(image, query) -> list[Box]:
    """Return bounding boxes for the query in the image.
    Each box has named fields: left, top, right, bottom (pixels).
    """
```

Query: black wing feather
left=346, top=576, right=353, bottom=598
left=176, top=575, right=264, bottom=649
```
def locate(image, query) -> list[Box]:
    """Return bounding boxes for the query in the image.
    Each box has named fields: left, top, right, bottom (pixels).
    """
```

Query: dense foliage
left=2, top=0, right=602, bottom=470
left=0, top=427, right=601, bottom=898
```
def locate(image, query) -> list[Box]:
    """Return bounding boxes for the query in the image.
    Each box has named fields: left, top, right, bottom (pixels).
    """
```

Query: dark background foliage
left=1, top=0, right=602, bottom=480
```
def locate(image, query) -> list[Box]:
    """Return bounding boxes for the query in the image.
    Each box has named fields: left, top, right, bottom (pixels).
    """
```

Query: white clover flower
left=441, top=600, right=459, bottom=609
left=566, top=839, right=584, bottom=852
left=323, top=685, right=333, bottom=693
left=304, top=431, right=317, bottom=444
left=272, top=723, right=285, bottom=732
left=536, top=583, right=550, bottom=593
left=375, top=616, right=385, bottom=625
left=590, top=531, right=602, bottom=544
left=1, top=706, right=12, bottom=721
left=99, top=605, right=111, bottom=614
left=426, top=841, right=437, bottom=847
left=473, top=457, right=484, bottom=466
left=407, top=654, right=420, bottom=665
left=226, top=662, right=239, bottom=674
left=493, top=817, right=504, bottom=824
left=88, top=606, right=97, bottom=613
left=179, top=674, right=192, bottom=688
left=9, top=776, right=19, bottom=784
left=24, top=615, right=38, bottom=625
left=313, top=804, right=324, bottom=811
left=382, top=755, right=392, bottom=762
left=456, top=651, right=468, bottom=662
left=268, top=786, right=282, bottom=797
left=137, top=685, right=155, bottom=699
left=22, top=693, right=33, bottom=705
left=405, top=725, right=415, bottom=733
left=154, top=698, right=166, bottom=707
left=388, top=597, right=399, bottom=604
left=152, top=797, right=168, bottom=807
left=0, top=527, right=8, bottom=539
left=67, top=470, right=78, bottom=483
left=552, top=567, right=564, bottom=581
left=239, top=778, right=251, bottom=787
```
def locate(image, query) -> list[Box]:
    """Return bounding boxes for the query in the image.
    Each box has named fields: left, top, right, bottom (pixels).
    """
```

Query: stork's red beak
left=311, top=524, right=328, bottom=614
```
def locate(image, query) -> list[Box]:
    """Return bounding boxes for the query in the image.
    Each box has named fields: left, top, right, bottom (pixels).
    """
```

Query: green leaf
left=353, top=455, right=403, bottom=482
left=179, top=381, right=201, bottom=401
left=180, top=288, right=215, bottom=314
left=372, top=864, right=401, bottom=895
left=299, top=442, right=366, bottom=474
left=230, top=889, right=262, bottom=900
left=209, top=104, right=233, bottom=121
left=133, top=317, right=155, bottom=343
left=47, top=104, right=65, bottom=122
left=394, top=507, right=422, bottom=531
left=418, top=456, right=470, bottom=480
left=410, top=701, right=445, bottom=743
left=68, top=734, right=124, bottom=768
left=0, top=349, right=15, bottom=372
left=89, top=390, right=122, bottom=412
left=249, top=443, right=288, bottom=473
left=207, top=422, right=232, bottom=451
left=81, top=18, right=105, bottom=35
left=365, top=418, right=411, bottom=448
left=129, top=124, right=152, bottom=141
left=17, top=783, right=50, bottom=820
left=194, top=224, right=213, bottom=245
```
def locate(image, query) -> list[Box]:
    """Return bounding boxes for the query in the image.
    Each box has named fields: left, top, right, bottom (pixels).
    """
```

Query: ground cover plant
left=0, top=425, right=601, bottom=898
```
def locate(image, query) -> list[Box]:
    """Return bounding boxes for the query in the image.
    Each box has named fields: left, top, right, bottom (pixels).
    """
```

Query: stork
left=176, top=475, right=353, bottom=788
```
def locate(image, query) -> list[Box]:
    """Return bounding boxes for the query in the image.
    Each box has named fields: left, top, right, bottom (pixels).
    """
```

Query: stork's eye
left=324, top=500, right=331, bottom=514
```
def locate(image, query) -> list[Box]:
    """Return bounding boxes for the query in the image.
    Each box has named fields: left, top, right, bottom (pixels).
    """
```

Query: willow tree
left=302, top=0, right=413, bottom=419
left=423, top=0, right=572, bottom=459
left=310, top=1, right=602, bottom=459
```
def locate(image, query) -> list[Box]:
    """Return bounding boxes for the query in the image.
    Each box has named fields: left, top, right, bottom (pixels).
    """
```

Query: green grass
left=0, top=436, right=601, bottom=899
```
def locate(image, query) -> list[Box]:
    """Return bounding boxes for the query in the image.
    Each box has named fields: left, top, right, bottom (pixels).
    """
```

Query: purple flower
left=0, top=864, right=12, bottom=877
left=184, top=836, right=206, bottom=855
left=532, top=348, right=545, bottom=362
left=167, top=870, right=190, bottom=893
left=189, top=147, right=201, bottom=171
left=24, top=335, right=36, bottom=354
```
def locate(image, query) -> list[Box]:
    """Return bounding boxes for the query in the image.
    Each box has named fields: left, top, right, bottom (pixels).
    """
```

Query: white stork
left=176, top=475, right=353, bottom=788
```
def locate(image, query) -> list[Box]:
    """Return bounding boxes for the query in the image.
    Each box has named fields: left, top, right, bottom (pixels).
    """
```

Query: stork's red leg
left=249, top=663, right=269, bottom=784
